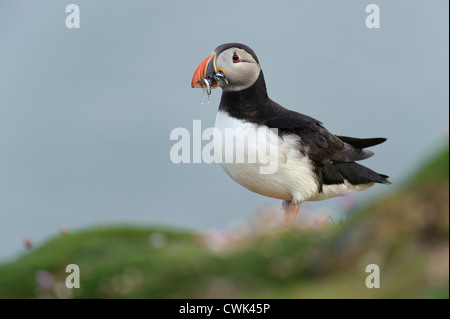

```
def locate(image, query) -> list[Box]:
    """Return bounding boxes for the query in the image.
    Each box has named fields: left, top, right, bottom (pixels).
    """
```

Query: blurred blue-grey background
left=0, top=0, right=448, bottom=261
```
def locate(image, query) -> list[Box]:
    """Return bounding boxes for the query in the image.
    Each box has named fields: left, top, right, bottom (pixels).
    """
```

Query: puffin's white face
left=191, top=44, right=262, bottom=95
left=215, top=48, right=261, bottom=92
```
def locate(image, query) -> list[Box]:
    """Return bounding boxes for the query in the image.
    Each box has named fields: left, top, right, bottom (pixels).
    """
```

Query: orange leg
left=283, top=201, right=301, bottom=230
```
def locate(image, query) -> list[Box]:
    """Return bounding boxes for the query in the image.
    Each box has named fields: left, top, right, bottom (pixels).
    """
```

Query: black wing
left=264, top=101, right=390, bottom=191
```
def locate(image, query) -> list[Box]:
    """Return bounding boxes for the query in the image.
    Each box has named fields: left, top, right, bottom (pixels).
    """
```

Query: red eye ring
left=232, top=52, right=240, bottom=63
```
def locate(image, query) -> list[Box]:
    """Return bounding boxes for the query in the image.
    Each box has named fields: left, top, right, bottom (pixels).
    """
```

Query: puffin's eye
left=232, top=52, right=240, bottom=63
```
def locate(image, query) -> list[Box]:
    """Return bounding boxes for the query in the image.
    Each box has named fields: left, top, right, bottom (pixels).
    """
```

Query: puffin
left=191, top=43, right=390, bottom=230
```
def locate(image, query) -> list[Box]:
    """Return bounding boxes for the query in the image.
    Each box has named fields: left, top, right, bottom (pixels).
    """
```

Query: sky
left=0, top=0, right=448, bottom=261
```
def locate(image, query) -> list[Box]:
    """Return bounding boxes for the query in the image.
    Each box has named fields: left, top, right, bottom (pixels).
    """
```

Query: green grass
left=408, top=143, right=449, bottom=187
left=0, top=146, right=448, bottom=299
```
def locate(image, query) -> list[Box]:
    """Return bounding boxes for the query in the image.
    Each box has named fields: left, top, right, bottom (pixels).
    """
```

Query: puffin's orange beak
left=191, top=52, right=218, bottom=88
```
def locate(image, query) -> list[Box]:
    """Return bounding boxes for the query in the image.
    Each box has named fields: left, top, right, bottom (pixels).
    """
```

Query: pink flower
left=60, top=225, right=69, bottom=234
left=36, top=270, right=54, bottom=289
left=24, top=237, right=33, bottom=249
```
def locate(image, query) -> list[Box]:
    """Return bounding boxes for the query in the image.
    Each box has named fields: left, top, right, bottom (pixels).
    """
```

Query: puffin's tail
left=333, top=162, right=391, bottom=185
left=336, top=136, right=387, bottom=149
left=336, top=136, right=390, bottom=184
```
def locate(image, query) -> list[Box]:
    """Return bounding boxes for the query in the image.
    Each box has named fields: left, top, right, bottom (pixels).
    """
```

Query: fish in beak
left=191, top=52, right=228, bottom=95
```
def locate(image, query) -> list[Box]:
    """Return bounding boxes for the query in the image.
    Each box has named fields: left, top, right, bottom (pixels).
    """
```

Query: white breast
left=214, top=110, right=372, bottom=203
left=214, top=111, right=317, bottom=202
